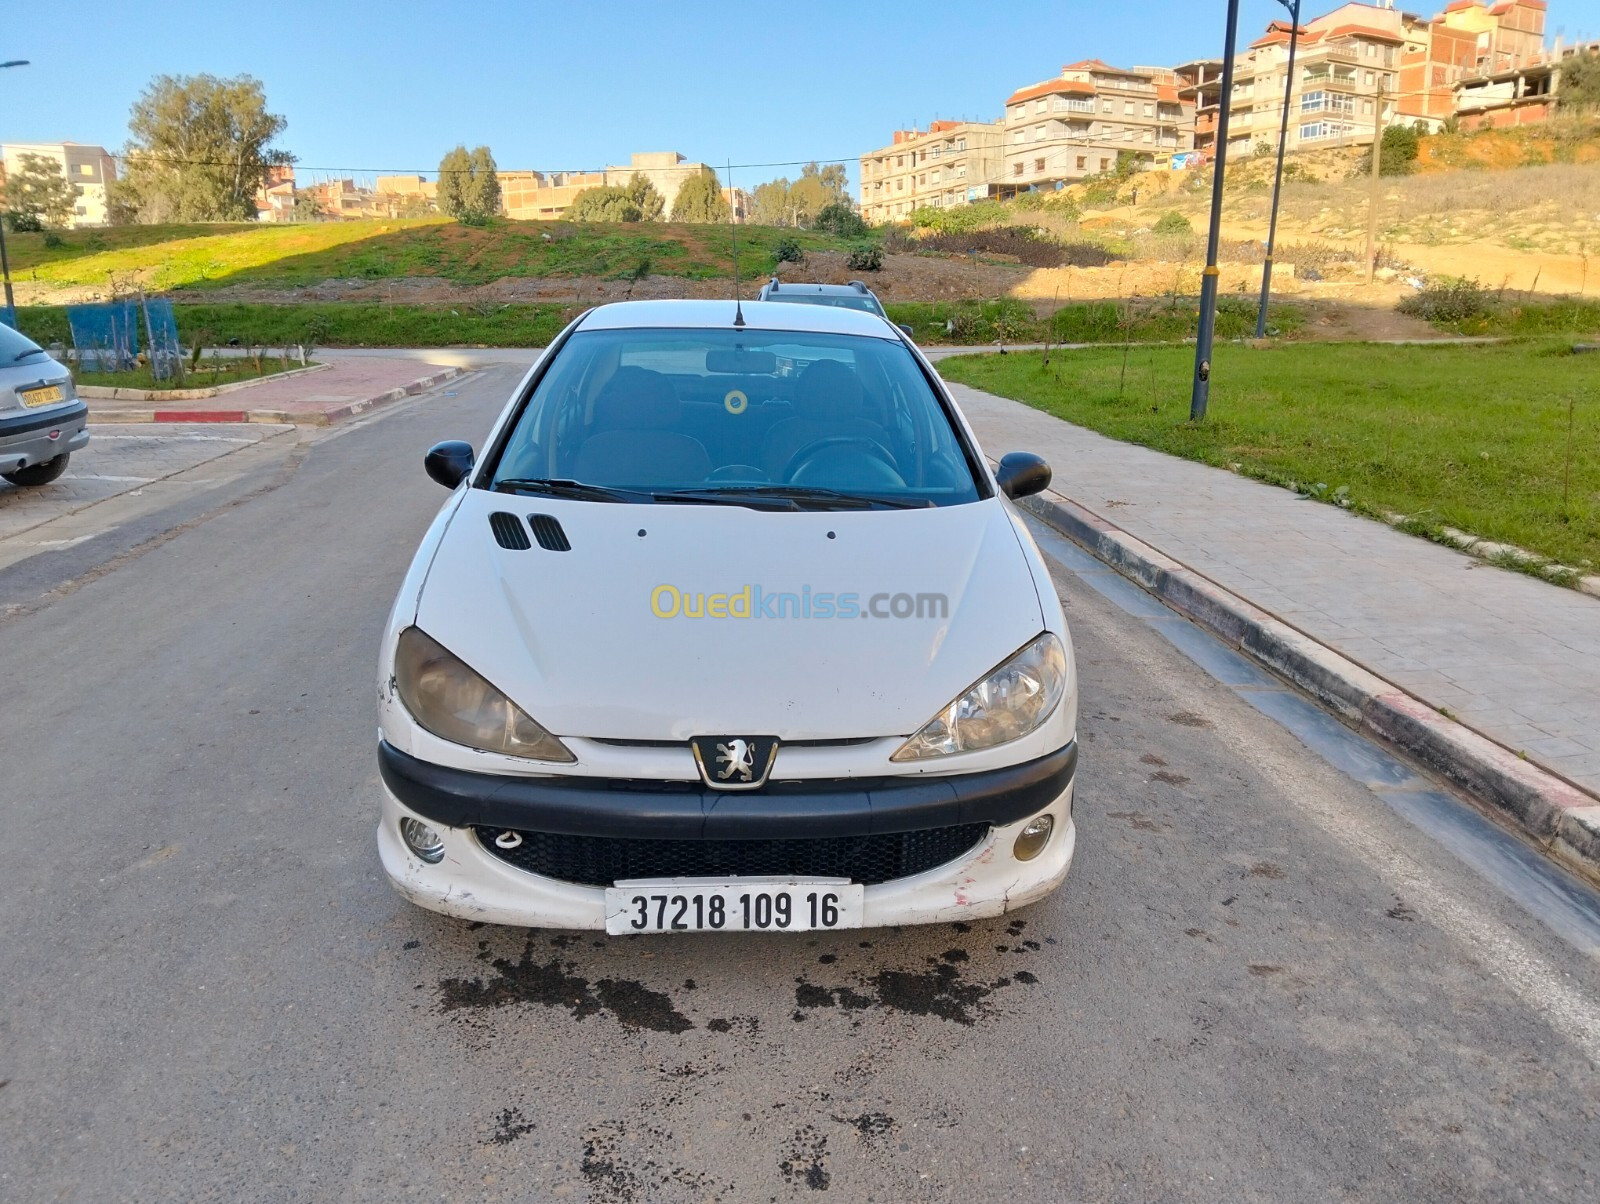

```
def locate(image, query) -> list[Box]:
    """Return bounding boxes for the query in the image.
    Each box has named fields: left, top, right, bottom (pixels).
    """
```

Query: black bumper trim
left=0, top=400, right=88, bottom=438
left=378, top=739, right=1076, bottom=840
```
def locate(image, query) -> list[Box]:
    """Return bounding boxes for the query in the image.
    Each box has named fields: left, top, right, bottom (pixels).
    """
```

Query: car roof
left=575, top=299, right=898, bottom=339
left=760, top=282, right=877, bottom=297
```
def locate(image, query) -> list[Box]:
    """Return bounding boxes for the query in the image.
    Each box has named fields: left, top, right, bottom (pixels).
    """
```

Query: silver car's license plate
left=604, top=878, right=864, bottom=934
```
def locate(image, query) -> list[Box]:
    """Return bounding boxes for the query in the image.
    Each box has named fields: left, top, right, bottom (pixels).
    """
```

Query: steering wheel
left=782, top=436, right=903, bottom=486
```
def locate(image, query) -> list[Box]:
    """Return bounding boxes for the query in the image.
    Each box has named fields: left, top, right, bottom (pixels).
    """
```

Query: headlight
left=393, top=627, right=575, bottom=763
left=892, top=633, right=1067, bottom=761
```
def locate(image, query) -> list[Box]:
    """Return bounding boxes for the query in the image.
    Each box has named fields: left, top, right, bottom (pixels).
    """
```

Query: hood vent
left=528, top=513, right=571, bottom=552
left=488, top=511, right=531, bottom=550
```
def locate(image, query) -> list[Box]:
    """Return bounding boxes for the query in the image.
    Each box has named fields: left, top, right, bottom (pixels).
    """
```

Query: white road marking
left=64, top=475, right=155, bottom=483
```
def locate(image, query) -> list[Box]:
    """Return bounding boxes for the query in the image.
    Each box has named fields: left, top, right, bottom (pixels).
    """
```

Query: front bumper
left=376, top=740, right=1078, bottom=930
left=0, top=401, right=90, bottom=473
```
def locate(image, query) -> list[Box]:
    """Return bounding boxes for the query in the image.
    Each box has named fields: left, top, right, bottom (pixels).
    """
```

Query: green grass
left=886, top=297, right=1304, bottom=346
left=1431, top=297, right=1600, bottom=338
left=937, top=340, right=1599, bottom=571
left=6, top=220, right=856, bottom=292
left=17, top=303, right=579, bottom=349
left=73, top=357, right=307, bottom=391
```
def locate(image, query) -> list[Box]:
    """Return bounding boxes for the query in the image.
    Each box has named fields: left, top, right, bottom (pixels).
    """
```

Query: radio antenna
left=726, top=159, right=745, bottom=328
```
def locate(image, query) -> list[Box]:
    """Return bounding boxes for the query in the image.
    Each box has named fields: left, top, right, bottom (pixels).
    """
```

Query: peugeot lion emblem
left=690, top=736, right=779, bottom=790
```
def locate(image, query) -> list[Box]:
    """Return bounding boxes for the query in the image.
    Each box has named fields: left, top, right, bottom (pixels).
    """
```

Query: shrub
left=4, top=212, right=43, bottom=232
left=1152, top=211, right=1192, bottom=235
left=42, top=231, right=66, bottom=249
left=812, top=201, right=868, bottom=238
left=773, top=237, right=804, bottom=264
left=1396, top=277, right=1493, bottom=326
left=844, top=243, right=883, bottom=271
left=1380, top=125, right=1421, bottom=176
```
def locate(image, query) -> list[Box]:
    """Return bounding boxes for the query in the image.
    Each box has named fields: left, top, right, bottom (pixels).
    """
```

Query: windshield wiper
left=493, top=478, right=653, bottom=503
left=654, top=485, right=932, bottom=511
left=11, top=347, right=47, bottom=363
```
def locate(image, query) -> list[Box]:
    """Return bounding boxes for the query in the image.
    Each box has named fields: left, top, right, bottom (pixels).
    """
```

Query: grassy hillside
left=5, top=219, right=855, bottom=293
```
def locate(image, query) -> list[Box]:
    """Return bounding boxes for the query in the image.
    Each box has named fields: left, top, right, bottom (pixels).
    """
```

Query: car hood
left=412, top=489, right=1046, bottom=741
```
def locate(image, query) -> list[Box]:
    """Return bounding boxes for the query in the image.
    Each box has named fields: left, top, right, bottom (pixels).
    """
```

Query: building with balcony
left=859, top=120, right=1005, bottom=223
left=0, top=142, right=118, bottom=227
left=1184, top=3, right=1411, bottom=158
left=997, top=60, right=1192, bottom=196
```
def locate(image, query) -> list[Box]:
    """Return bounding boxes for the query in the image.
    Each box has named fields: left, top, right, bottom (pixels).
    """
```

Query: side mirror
left=995, top=451, right=1051, bottom=501
left=424, top=440, right=475, bottom=490
left=897, top=323, right=915, bottom=339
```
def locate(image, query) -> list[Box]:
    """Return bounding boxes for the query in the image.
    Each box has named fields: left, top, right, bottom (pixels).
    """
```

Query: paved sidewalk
left=948, top=381, right=1600, bottom=799
left=85, top=358, right=461, bottom=425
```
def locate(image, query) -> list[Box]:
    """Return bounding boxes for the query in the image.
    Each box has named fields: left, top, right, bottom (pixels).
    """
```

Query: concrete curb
left=1019, top=487, right=1600, bottom=886
left=76, top=362, right=331, bottom=402
left=85, top=366, right=463, bottom=426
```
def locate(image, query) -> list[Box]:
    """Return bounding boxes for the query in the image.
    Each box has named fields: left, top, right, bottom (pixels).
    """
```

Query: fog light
left=400, top=817, right=445, bottom=864
left=1013, top=814, right=1054, bottom=861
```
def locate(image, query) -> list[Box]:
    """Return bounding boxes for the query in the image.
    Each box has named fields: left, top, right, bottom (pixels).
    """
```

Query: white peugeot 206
left=377, top=299, right=1079, bottom=934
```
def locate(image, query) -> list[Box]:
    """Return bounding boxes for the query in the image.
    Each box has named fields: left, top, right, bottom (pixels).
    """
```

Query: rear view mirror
left=897, top=324, right=915, bottom=339
left=706, top=349, right=777, bottom=375
left=424, top=440, right=475, bottom=489
left=996, top=451, right=1051, bottom=501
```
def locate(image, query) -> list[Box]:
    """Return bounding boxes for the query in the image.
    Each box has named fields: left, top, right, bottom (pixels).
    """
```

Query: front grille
left=473, top=823, right=991, bottom=887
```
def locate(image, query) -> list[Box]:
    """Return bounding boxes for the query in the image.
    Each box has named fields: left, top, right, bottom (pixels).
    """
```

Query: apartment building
left=254, top=164, right=296, bottom=222
left=1183, top=4, right=1409, bottom=158
left=859, top=120, right=1005, bottom=222
left=1400, top=0, right=1549, bottom=122
left=997, top=61, right=1192, bottom=197
left=0, top=142, right=117, bottom=227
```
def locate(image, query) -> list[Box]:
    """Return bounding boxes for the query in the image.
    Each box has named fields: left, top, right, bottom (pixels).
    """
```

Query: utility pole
left=1256, top=0, right=1302, bottom=338
left=1365, top=79, right=1385, bottom=284
left=1190, top=0, right=1243, bottom=423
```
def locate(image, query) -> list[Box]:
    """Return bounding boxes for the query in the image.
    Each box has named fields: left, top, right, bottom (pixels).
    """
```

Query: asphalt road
left=2, top=366, right=1597, bottom=1203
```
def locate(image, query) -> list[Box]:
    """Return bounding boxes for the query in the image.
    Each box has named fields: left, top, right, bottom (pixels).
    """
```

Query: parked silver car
left=0, top=324, right=87, bottom=487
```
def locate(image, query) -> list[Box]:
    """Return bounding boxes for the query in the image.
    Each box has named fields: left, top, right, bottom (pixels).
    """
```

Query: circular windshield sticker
left=724, top=389, right=749, bottom=415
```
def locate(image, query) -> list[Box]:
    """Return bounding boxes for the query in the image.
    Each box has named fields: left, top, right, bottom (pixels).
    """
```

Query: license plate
left=20, top=385, right=65, bottom=409
left=604, top=878, right=864, bottom=935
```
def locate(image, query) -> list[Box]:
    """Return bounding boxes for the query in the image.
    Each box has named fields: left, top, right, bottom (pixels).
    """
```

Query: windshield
left=0, top=323, right=46, bottom=363
left=766, top=293, right=884, bottom=317
left=489, top=326, right=981, bottom=507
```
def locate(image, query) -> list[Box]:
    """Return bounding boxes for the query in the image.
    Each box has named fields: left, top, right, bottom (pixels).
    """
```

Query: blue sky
left=5, top=0, right=1599, bottom=190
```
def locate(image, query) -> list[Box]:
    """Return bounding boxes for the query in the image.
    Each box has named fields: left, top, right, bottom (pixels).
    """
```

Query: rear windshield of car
left=489, top=326, right=982, bottom=508
left=765, top=293, right=883, bottom=316
left=0, top=323, right=46, bottom=363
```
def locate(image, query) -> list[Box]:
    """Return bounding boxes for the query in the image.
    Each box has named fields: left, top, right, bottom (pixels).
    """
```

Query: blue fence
left=66, top=299, right=184, bottom=378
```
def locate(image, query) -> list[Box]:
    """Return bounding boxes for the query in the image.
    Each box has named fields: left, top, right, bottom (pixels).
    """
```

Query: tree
left=1560, top=50, right=1600, bottom=111
left=437, top=145, right=500, bottom=220
left=670, top=168, right=730, bottom=223
left=750, top=177, right=794, bottom=226
left=812, top=200, right=867, bottom=238
left=292, top=189, right=323, bottom=222
left=1379, top=124, right=1420, bottom=176
left=567, top=185, right=643, bottom=222
left=465, top=146, right=501, bottom=218
left=785, top=161, right=849, bottom=226
left=622, top=172, right=664, bottom=221
left=2, top=154, right=79, bottom=229
left=437, top=146, right=470, bottom=217
left=115, top=74, right=293, bottom=222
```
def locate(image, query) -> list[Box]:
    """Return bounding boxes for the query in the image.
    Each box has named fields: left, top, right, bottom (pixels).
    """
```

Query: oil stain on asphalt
left=437, top=936, right=695, bottom=1033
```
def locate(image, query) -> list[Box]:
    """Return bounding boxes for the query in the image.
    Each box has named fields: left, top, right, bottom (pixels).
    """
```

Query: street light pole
left=0, top=59, right=30, bottom=329
left=1190, top=0, right=1243, bottom=423
left=1255, top=0, right=1302, bottom=339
